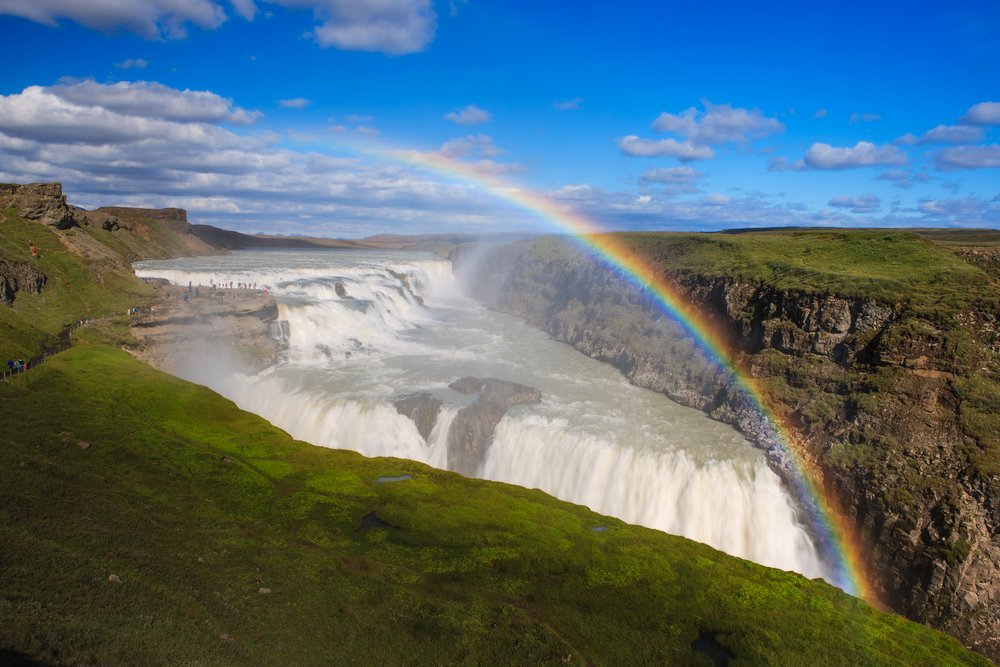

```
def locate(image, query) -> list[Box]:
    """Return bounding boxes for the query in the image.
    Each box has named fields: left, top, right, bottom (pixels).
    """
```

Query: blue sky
left=0, top=0, right=998, bottom=236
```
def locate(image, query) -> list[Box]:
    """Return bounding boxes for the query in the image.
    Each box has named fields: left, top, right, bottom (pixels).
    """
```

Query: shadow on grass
left=0, top=649, right=52, bottom=666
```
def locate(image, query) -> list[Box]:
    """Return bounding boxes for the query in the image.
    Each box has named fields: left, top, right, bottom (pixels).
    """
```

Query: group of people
left=28, top=240, right=38, bottom=258
left=7, top=359, right=26, bottom=374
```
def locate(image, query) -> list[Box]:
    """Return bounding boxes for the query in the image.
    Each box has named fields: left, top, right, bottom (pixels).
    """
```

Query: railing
left=2, top=305, right=156, bottom=380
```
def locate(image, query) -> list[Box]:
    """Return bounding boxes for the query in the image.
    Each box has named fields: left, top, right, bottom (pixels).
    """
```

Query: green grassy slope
left=541, top=230, right=998, bottom=311
left=0, top=208, right=158, bottom=360
left=0, top=343, right=990, bottom=667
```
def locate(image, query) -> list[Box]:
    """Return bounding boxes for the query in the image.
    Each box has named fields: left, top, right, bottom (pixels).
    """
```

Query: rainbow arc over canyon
left=384, top=148, right=871, bottom=599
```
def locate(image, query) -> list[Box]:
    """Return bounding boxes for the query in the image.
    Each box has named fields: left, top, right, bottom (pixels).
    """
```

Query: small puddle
left=691, top=632, right=732, bottom=667
left=376, top=474, right=413, bottom=486
left=590, top=525, right=608, bottom=533
left=357, top=511, right=397, bottom=531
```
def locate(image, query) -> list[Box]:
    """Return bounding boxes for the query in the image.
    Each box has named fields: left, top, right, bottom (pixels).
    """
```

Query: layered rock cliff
left=453, top=234, right=1000, bottom=662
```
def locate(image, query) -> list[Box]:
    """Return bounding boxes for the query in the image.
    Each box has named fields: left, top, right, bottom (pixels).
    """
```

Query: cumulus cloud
left=617, top=136, right=714, bottom=161
left=327, top=124, right=346, bottom=132
left=354, top=125, right=378, bottom=135
left=650, top=101, right=785, bottom=146
left=344, top=113, right=372, bottom=122
left=893, top=124, right=985, bottom=146
left=0, top=0, right=438, bottom=55
left=765, top=156, right=807, bottom=172
left=812, top=109, right=827, bottom=119
left=828, top=194, right=881, bottom=213
left=959, top=102, right=1000, bottom=126
left=800, top=141, right=907, bottom=170
left=918, top=197, right=991, bottom=217
left=849, top=113, right=882, bottom=125
left=932, top=145, right=1000, bottom=171
left=116, top=58, right=148, bottom=69
left=0, top=82, right=548, bottom=236
left=638, top=166, right=705, bottom=184
left=553, top=98, right=583, bottom=110
left=45, top=80, right=261, bottom=125
left=444, top=104, right=491, bottom=125
left=0, top=0, right=228, bottom=39
left=700, top=193, right=729, bottom=206
left=437, top=134, right=503, bottom=159
left=278, top=97, right=311, bottom=109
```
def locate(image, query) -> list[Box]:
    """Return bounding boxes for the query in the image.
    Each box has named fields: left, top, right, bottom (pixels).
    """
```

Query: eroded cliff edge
left=453, top=232, right=1000, bottom=662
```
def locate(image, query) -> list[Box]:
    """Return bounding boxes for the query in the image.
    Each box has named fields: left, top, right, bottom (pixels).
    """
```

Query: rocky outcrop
left=128, top=290, right=281, bottom=375
left=447, top=377, right=541, bottom=476
left=0, top=182, right=82, bottom=229
left=0, top=259, right=47, bottom=306
left=454, top=238, right=1000, bottom=662
left=393, top=393, right=443, bottom=440
left=96, top=206, right=190, bottom=235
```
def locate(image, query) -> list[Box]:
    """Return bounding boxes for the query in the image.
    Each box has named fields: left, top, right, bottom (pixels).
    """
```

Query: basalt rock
left=447, top=377, right=541, bottom=476
left=0, top=259, right=47, bottom=306
left=335, top=283, right=348, bottom=298
left=452, top=236, right=1000, bottom=661
left=393, top=393, right=443, bottom=441
left=0, top=182, right=79, bottom=229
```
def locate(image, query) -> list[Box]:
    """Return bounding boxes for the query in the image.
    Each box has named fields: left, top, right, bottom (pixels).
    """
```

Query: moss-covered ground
left=0, top=343, right=991, bottom=666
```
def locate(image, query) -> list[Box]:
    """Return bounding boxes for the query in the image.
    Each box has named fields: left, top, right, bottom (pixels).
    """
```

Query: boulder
left=447, top=377, right=541, bottom=475
left=393, top=393, right=443, bottom=441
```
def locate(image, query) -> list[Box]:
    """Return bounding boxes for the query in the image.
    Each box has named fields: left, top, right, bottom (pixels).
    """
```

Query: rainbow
left=382, top=147, right=871, bottom=599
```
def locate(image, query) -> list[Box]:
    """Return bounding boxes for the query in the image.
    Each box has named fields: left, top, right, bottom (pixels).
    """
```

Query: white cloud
left=875, top=169, right=914, bottom=189
left=638, top=166, right=704, bottom=184
left=354, top=125, right=379, bottom=135
left=344, top=113, right=373, bottom=122
left=444, top=104, right=491, bottom=125
left=0, top=0, right=438, bottom=55
left=327, top=124, right=346, bottom=132
left=116, top=58, right=148, bottom=69
left=700, top=193, right=729, bottom=206
left=893, top=124, right=984, bottom=146
left=617, top=136, right=714, bottom=161
left=437, top=134, right=502, bottom=159
left=469, top=160, right=527, bottom=177
left=0, top=0, right=229, bottom=38
left=812, top=109, right=827, bottom=119
left=448, top=0, right=466, bottom=16
left=278, top=97, right=311, bottom=109
left=40, top=80, right=262, bottom=126
left=933, top=145, right=1000, bottom=171
left=849, top=113, right=882, bottom=125
left=650, top=101, right=784, bottom=145
left=959, top=101, right=1000, bottom=126
left=994, top=193, right=1000, bottom=202
left=765, top=156, right=808, bottom=172
left=801, top=141, right=907, bottom=170
left=828, top=194, right=881, bottom=213
left=918, top=198, right=991, bottom=217
left=553, top=98, right=583, bottom=110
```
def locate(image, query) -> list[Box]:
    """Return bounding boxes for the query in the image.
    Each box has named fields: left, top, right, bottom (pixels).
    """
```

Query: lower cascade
left=134, top=249, right=831, bottom=583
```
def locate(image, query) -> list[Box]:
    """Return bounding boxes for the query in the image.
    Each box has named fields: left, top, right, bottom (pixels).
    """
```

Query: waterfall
left=133, top=249, right=833, bottom=584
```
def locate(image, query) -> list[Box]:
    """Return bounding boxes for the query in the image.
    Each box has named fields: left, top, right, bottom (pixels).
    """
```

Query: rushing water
left=133, top=249, right=831, bottom=580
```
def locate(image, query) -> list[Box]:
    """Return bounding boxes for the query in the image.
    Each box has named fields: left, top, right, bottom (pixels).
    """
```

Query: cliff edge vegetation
left=453, top=229, right=1000, bottom=661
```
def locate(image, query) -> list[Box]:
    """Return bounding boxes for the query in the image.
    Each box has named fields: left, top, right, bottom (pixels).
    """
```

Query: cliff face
left=0, top=259, right=46, bottom=306
left=456, top=238, right=1000, bottom=661
left=128, top=288, right=281, bottom=376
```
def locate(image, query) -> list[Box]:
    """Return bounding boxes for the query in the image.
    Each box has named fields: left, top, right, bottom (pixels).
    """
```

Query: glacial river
left=133, top=249, right=831, bottom=581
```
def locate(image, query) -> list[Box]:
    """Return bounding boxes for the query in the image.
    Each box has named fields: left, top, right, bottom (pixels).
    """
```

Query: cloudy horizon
left=0, top=0, right=997, bottom=237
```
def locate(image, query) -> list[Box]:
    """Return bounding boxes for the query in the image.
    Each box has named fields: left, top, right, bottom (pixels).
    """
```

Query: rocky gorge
left=452, top=233, right=1000, bottom=662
